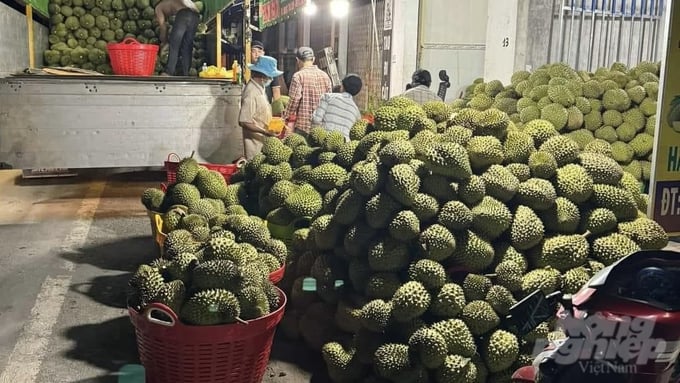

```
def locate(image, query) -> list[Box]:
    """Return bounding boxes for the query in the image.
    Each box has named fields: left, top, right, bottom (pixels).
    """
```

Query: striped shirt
left=311, top=92, right=361, bottom=140
left=283, top=65, right=333, bottom=133
left=402, top=85, right=441, bottom=104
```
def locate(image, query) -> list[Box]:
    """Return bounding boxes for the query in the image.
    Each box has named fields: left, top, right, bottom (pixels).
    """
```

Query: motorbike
left=506, top=249, right=680, bottom=383
left=436, top=70, right=451, bottom=101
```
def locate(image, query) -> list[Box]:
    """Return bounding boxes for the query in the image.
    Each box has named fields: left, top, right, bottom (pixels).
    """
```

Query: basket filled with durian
left=127, top=250, right=287, bottom=383
left=141, top=157, right=287, bottom=284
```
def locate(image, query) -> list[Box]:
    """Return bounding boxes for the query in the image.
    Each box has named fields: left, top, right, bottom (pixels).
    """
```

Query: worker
left=251, top=40, right=286, bottom=102
left=401, top=69, right=441, bottom=104
left=239, top=55, right=283, bottom=159
left=155, top=0, right=200, bottom=76
left=283, top=46, right=333, bottom=137
left=311, top=74, right=363, bottom=140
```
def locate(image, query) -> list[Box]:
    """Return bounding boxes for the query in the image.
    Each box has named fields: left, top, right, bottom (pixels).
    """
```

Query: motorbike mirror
left=505, top=289, right=558, bottom=336
left=438, top=70, right=449, bottom=82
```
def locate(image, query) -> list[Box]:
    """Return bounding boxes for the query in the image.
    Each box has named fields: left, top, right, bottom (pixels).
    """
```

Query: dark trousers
left=165, top=8, right=199, bottom=76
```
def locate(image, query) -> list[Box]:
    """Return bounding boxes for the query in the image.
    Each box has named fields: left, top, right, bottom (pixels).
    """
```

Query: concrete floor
left=0, top=169, right=327, bottom=383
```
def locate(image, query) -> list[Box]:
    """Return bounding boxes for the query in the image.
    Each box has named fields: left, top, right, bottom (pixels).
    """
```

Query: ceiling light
left=330, top=0, right=349, bottom=18
left=304, top=0, right=317, bottom=15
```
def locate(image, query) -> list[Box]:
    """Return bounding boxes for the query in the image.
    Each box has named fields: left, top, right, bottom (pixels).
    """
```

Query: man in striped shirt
left=283, top=47, right=333, bottom=136
left=401, top=69, right=441, bottom=104
left=311, top=74, right=363, bottom=140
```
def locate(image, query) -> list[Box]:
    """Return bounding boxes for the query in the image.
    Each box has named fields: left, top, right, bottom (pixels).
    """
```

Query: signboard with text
left=649, top=0, right=680, bottom=235
left=381, top=0, right=393, bottom=100
left=259, top=0, right=306, bottom=30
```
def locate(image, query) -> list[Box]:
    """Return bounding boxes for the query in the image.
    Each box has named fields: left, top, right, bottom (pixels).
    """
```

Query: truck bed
left=0, top=75, right=244, bottom=169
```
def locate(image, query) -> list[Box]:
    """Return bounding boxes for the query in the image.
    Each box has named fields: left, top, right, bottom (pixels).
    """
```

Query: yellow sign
left=649, top=0, right=680, bottom=235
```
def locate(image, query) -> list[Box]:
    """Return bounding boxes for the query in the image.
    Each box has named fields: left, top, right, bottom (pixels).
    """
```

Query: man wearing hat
left=251, top=40, right=285, bottom=103
left=401, top=69, right=441, bottom=104
left=283, top=46, right=333, bottom=136
left=239, top=55, right=283, bottom=159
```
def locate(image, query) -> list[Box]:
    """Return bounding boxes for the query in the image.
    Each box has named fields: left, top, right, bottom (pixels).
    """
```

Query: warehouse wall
left=0, top=2, right=48, bottom=76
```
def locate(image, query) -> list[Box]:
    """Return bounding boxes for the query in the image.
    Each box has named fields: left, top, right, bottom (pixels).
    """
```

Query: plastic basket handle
left=234, top=158, right=248, bottom=168
left=166, top=153, right=181, bottom=162
left=144, top=302, right=179, bottom=327
left=122, top=37, right=140, bottom=45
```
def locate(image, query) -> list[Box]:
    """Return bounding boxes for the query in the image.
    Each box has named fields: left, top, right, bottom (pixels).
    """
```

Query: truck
left=0, top=0, right=251, bottom=174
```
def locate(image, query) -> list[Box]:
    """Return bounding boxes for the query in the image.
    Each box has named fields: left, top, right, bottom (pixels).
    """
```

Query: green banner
left=202, top=0, right=234, bottom=20
left=26, top=0, right=48, bottom=17
left=259, top=0, right=306, bottom=30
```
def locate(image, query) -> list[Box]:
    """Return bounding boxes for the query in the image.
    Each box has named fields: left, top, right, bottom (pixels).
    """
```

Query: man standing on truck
left=156, top=0, right=200, bottom=76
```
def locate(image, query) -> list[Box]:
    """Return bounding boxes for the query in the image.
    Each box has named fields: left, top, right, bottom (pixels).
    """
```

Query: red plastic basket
left=164, top=153, right=246, bottom=184
left=269, top=264, right=285, bottom=284
left=107, top=38, right=159, bottom=76
left=129, top=287, right=287, bottom=383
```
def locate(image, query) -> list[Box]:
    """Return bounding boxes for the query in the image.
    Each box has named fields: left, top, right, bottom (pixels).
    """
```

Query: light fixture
left=304, top=0, right=317, bottom=15
left=330, top=0, right=349, bottom=18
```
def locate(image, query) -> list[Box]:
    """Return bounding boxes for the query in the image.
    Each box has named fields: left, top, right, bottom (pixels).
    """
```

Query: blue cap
left=248, top=55, right=283, bottom=78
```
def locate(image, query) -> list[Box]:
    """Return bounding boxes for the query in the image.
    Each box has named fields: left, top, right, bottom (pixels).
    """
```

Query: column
left=483, top=0, right=523, bottom=84
left=384, top=0, right=421, bottom=99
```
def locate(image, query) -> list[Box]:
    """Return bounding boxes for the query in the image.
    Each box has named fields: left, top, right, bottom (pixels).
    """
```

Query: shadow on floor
left=61, top=236, right=157, bottom=273
left=63, top=316, right=140, bottom=380
left=71, top=273, right=132, bottom=309
left=14, top=168, right=165, bottom=187
left=268, top=334, right=331, bottom=383
left=68, top=365, right=145, bottom=383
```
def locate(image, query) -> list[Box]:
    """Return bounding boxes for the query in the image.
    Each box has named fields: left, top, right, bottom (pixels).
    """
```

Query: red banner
left=259, top=0, right=306, bottom=29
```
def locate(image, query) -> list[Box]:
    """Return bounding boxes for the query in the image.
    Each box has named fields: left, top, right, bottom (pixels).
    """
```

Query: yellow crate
left=147, top=210, right=167, bottom=255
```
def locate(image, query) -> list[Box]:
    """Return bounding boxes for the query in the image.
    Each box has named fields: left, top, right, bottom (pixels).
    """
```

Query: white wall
left=483, top=0, right=522, bottom=84
left=417, top=0, right=488, bottom=101
left=388, top=0, right=420, bottom=98
left=0, top=2, right=48, bottom=76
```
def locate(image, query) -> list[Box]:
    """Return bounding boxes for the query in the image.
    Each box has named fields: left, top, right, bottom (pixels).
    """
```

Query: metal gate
left=548, top=0, right=666, bottom=71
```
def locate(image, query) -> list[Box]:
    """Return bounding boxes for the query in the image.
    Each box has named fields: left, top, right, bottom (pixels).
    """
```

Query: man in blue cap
left=239, top=55, right=284, bottom=159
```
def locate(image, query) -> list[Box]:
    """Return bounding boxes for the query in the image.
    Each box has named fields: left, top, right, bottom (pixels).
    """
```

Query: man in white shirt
left=311, top=74, right=363, bottom=140
left=401, top=69, right=441, bottom=104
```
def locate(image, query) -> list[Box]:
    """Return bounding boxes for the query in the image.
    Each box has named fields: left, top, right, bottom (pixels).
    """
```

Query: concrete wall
left=0, top=2, right=49, bottom=76
left=410, top=0, right=667, bottom=94
left=524, top=0, right=667, bottom=73
left=346, top=0, right=385, bottom=112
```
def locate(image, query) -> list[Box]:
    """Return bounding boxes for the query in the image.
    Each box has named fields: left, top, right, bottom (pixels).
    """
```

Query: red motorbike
left=506, top=249, right=680, bottom=383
